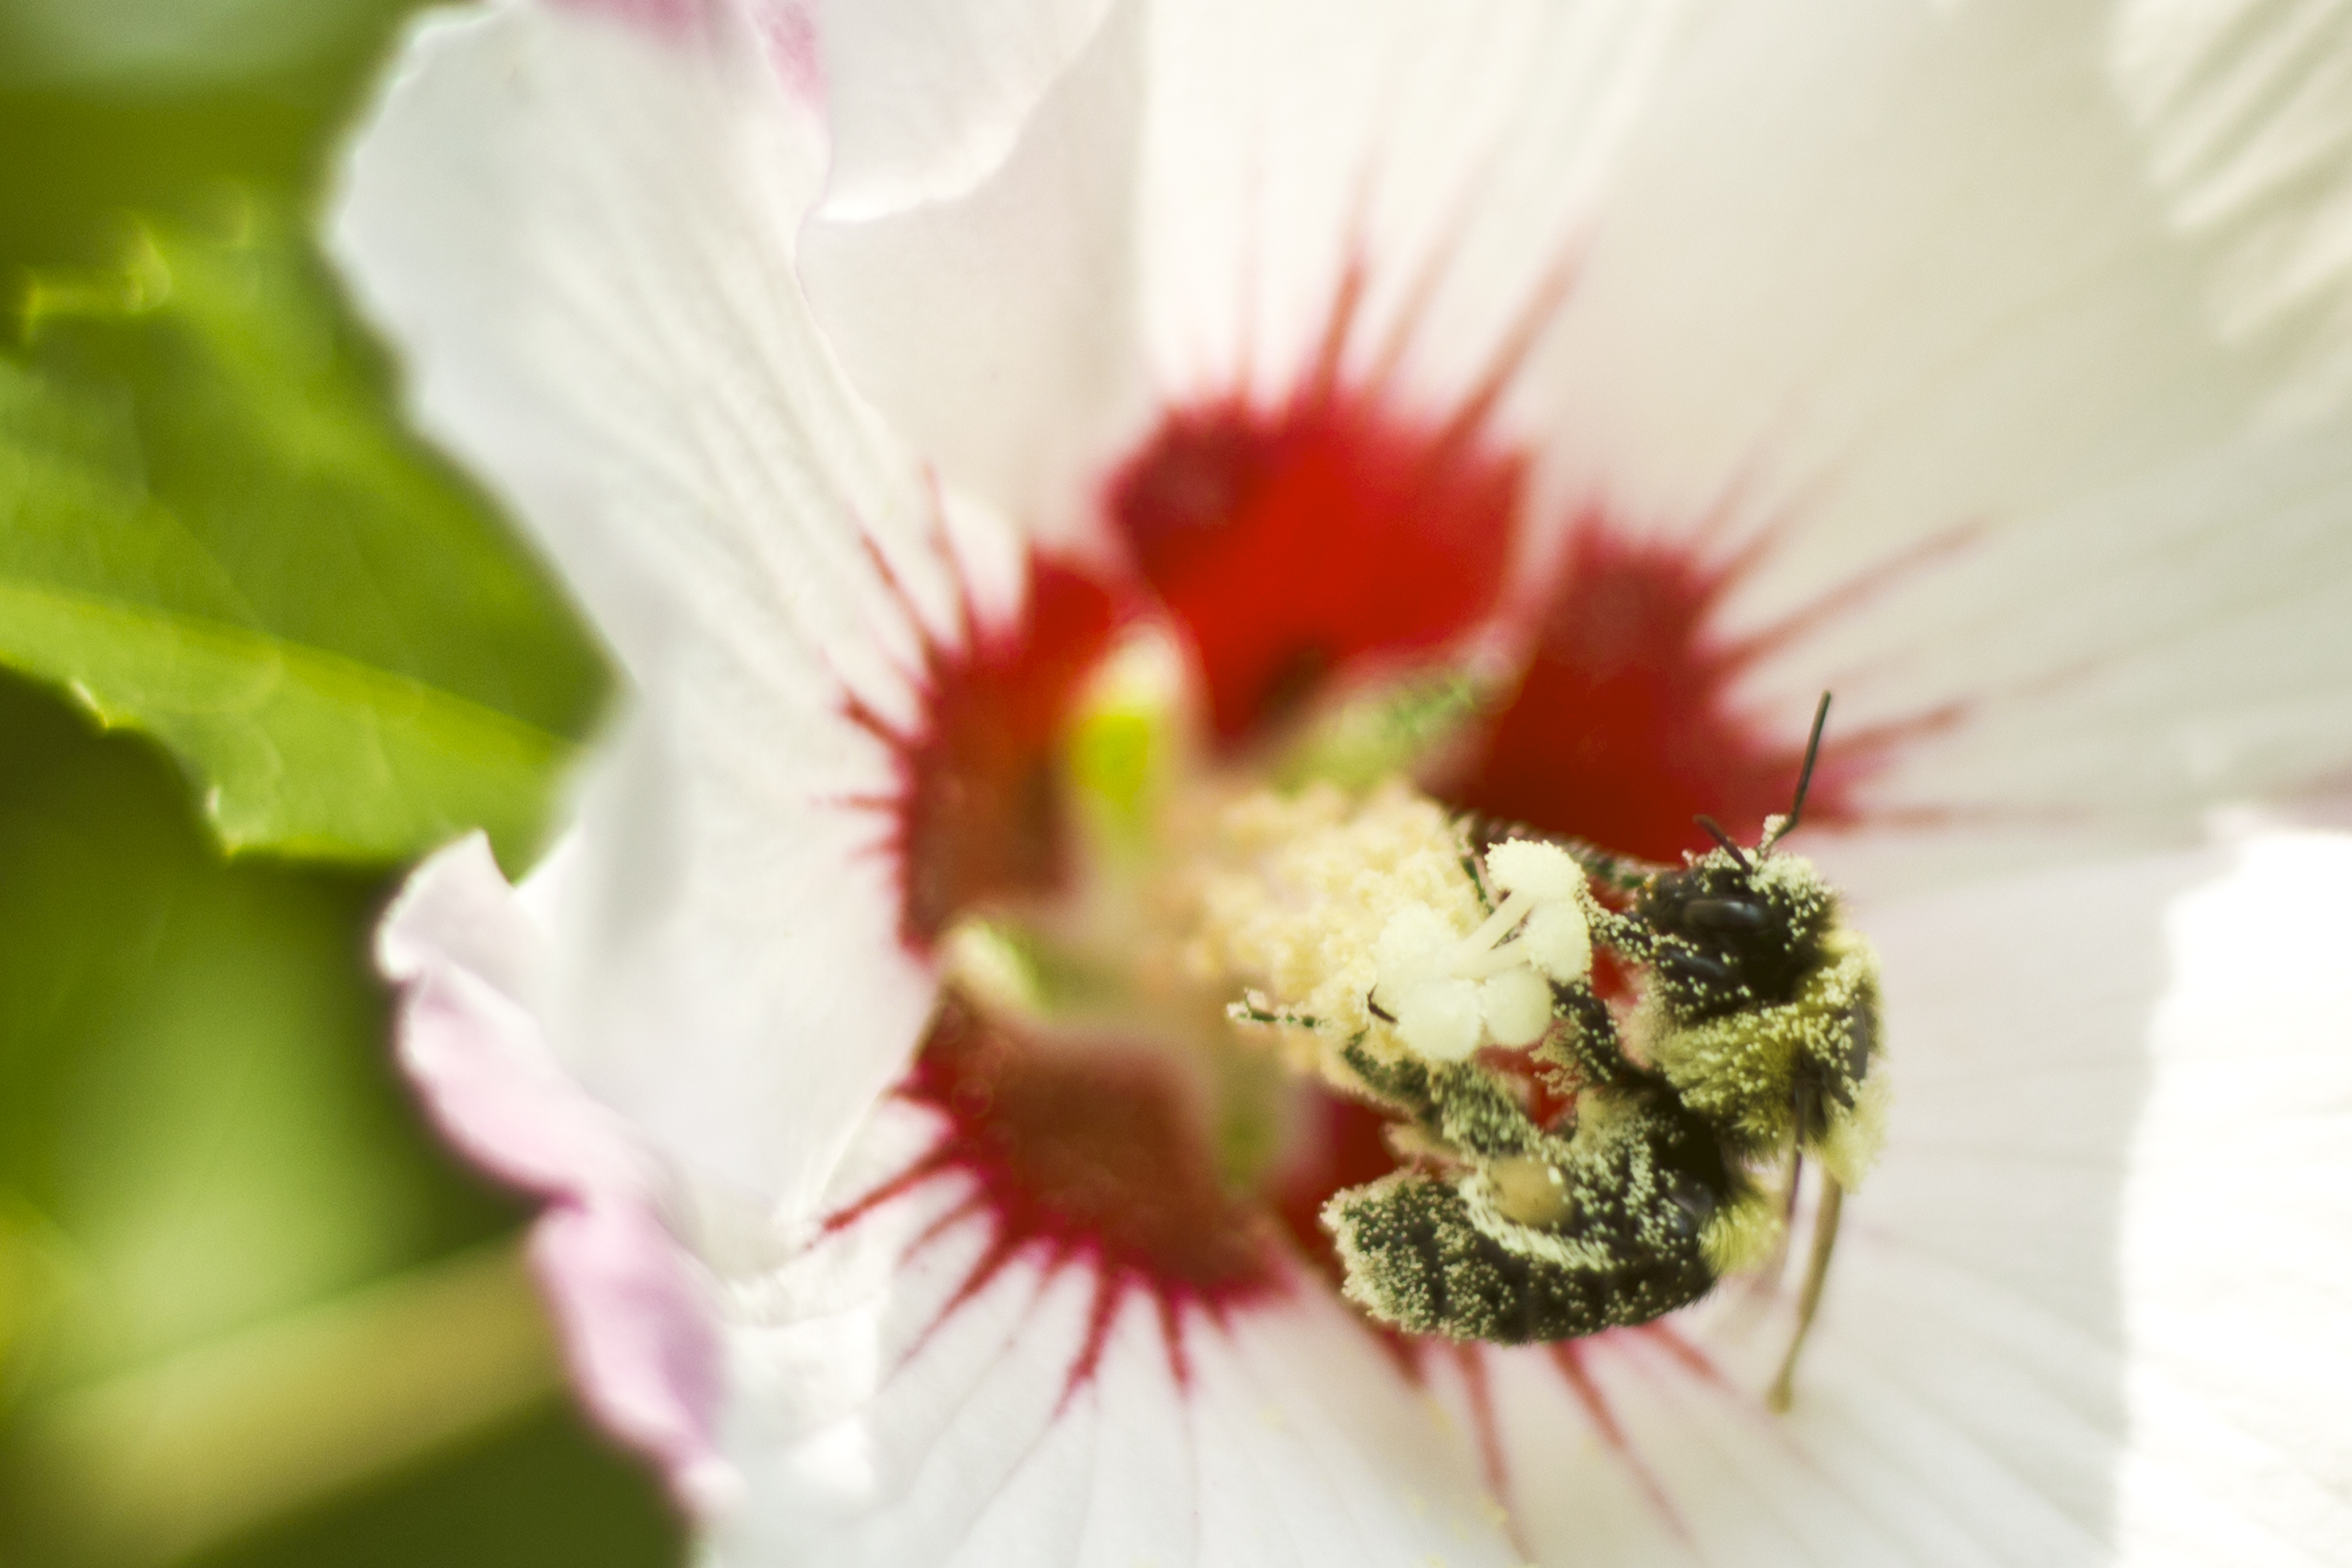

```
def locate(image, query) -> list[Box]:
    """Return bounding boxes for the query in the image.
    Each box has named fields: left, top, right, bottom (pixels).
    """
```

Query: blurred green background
left=0, top=1, right=683, bottom=1562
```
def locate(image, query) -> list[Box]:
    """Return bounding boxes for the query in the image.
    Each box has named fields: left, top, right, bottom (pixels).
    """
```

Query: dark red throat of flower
left=1450, top=520, right=1861, bottom=861
left=1108, top=390, right=1519, bottom=746
left=849, top=557, right=1123, bottom=949
left=833, top=1000, right=1279, bottom=1397
left=897, top=1001, right=1273, bottom=1296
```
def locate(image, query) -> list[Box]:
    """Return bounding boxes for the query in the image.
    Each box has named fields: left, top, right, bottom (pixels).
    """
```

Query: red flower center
left=839, top=356, right=1926, bottom=1402
left=1107, top=389, right=1519, bottom=745
left=1452, top=519, right=1854, bottom=862
left=847, top=999, right=1278, bottom=1394
left=847, top=557, right=1123, bottom=949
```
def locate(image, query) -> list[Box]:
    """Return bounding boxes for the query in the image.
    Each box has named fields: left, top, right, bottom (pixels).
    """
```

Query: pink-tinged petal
left=800, top=0, right=1149, bottom=534
left=334, top=2, right=988, bottom=1207
left=379, top=838, right=735, bottom=1515
left=705, top=1085, right=1519, bottom=1566
left=379, top=835, right=648, bottom=1199
left=1434, top=830, right=2352, bottom=1565
left=548, top=0, right=711, bottom=34
left=548, top=0, right=826, bottom=102
left=534, top=1199, right=739, bottom=1516
left=1500, top=1, right=2352, bottom=872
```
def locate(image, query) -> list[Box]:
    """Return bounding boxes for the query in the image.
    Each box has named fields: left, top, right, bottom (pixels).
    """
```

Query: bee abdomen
left=1323, top=1167, right=1719, bottom=1345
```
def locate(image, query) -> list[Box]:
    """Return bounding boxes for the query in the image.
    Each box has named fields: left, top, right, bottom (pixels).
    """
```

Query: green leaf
left=0, top=672, right=672, bottom=1567
left=2, top=208, right=606, bottom=868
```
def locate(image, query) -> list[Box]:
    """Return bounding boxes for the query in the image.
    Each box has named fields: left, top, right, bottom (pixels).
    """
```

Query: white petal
left=813, top=0, right=1118, bottom=220
left=2115, top=0, right=2352, bottom=417
left=1446, top=829, right=2352, bottom=1565
left=1137, top=0, right=1688, bottom=414
left=1512, top=0, right=2352, bottom=851
left=801, top=0, right=1690, bottom=540
left=2119, top=829, right=2352, bottom=1562
left=799, top=0, right=1149, bottom=535
left=334, top=2, right=970, bottom=1206
left=703, top=1101, right=1519, bottom=1566
left=378, top=836, right=646, bottom=1201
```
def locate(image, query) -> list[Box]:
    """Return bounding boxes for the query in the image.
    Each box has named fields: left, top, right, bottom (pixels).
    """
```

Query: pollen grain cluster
left=1180, top=779, right=1481, bottom=1073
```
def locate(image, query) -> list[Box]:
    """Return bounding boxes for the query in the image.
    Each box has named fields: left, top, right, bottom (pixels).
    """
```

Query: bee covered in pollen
left=1290, top=695, right=1885, bottom=1407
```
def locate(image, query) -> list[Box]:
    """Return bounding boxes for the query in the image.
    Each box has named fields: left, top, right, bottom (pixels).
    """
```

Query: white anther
left=1372, top=906, right=1484, bottom=1059
left=1484, top=839, right=1581, bottom=904
left=1479, top=966, right=1555, bottom=1047
left=1373, top=904, right=1457, bottom=987
left=1365, top=838, right=1598, bottom=1062
left=1452, top=933, right=1534, bottom=980
left=1521, top=899, right=1592, bottom=984
left=1389, top=976, right=1485, bottom=1062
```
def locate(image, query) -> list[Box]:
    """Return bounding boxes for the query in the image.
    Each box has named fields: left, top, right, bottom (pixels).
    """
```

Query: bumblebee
left=1321, top=695, right=1883, bottom=1406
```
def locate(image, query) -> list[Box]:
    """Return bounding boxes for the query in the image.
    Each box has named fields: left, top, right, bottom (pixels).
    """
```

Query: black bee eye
left=1682, top=897, right=1768, bottom=931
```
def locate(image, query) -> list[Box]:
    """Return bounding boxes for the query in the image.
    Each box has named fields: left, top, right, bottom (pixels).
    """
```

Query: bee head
left=1636, top=850, right=1833, bottom=1022
left=1635, top=691, right=1837, bottom=1023
left=1627, top=695, right=1886, bottom=1180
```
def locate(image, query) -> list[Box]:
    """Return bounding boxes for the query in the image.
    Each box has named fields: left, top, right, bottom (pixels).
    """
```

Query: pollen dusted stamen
left=1367, top=838, right=1594, bottom=1062
left=1183, top=779, right=1486, bottom=1075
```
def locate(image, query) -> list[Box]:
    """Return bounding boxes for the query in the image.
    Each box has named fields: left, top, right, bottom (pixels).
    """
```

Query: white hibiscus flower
left=340, top=1, right=2352, bottom=1563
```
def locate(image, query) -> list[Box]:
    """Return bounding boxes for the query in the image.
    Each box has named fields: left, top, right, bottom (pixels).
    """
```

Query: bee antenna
left=1693, top=815, right=1753, bottom=873
left=1762, top=691, right=1832, bottom=851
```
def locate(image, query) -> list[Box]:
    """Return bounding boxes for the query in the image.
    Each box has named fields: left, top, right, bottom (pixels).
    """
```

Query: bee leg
left=1766, top=1171, right=1844, bottom=1412
left=1337, top=1039, right=1562, bottom=1165
left=1325, top=1174, right=1541, bottom=1341
left=1458, top=848, right=1494, bottom=914
left=1541, top=982, right=1642, bottom=1092
left=1731, top=1149, right=1804, bottom=1308
left=1759, top=1148, right=1803, bottom=1283
left=1587, top=906, right=1660, bottom=965
left=1541, top=836, right=1666, bottom=895
left=1548, top=837, right=1661, bottom=894
left=1338, top=1036, right=1431, bottom=1108
left=1338, top=1042, right=1461, bottom=1156
left=1429, top=1067, right=1559, bottom=1163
